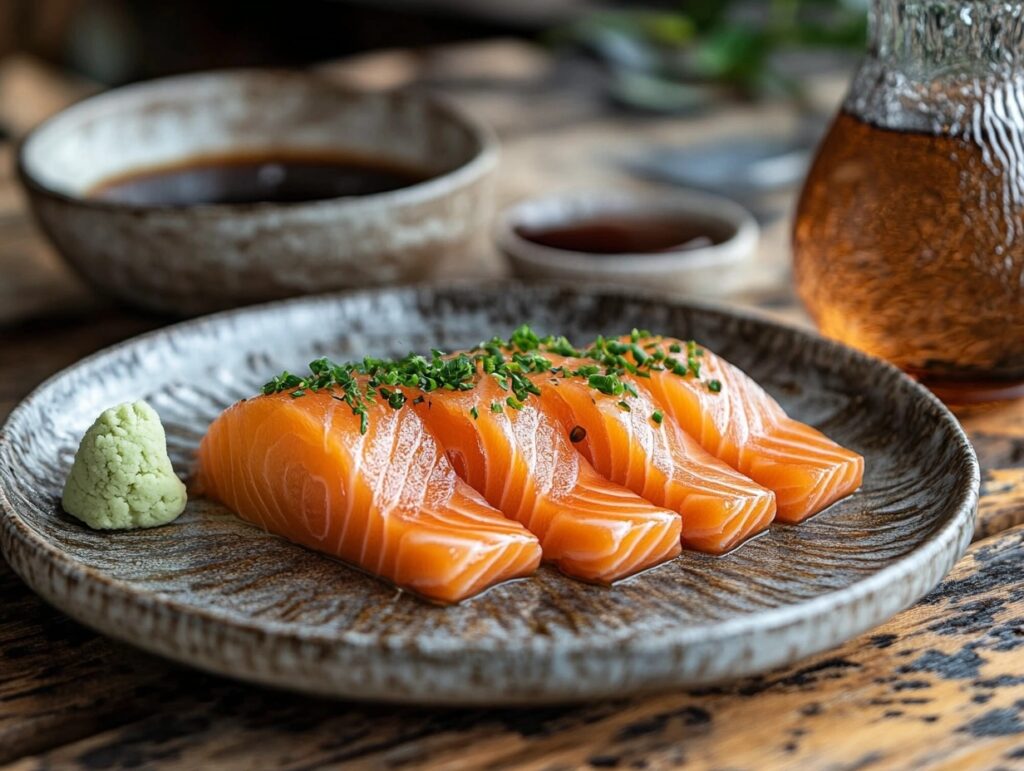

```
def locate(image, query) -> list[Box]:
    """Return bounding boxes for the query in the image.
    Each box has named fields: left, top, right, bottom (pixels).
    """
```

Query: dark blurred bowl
left=18, top=69, right=499, bottom=315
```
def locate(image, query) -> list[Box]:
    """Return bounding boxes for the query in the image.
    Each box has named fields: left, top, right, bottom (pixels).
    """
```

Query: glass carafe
left=793, top=0, right=1024, bottom=403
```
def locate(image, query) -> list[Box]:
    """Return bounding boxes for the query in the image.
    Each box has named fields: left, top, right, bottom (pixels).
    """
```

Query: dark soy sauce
left=516, top=215, right=733, bottom=255
left=88, top=151, right=432, bottom=206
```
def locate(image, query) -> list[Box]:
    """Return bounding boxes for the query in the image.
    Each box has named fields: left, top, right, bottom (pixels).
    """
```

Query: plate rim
left=0, top=281, right=980, bottom=700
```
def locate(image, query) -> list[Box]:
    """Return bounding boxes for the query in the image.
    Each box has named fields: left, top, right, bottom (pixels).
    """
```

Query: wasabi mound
left=61, top=400, right=187, bottom=530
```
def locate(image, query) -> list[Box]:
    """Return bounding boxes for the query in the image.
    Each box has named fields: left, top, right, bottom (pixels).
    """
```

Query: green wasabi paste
left=61, top=400, right=186, bottom=530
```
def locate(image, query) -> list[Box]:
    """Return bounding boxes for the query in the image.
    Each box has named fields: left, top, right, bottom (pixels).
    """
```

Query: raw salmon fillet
left=533, top=355, right=776, bottom=553
left=633, top=337, right=864, bottom=523
left=195, top=390, right=542, bottom=603
left=409, top=376, right=682, bottom=583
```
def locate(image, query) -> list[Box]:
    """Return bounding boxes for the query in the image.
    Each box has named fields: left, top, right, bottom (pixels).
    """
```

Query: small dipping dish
left=497, top=190, right=759, bottom=297
left=18, top=69, right=498, bottom=315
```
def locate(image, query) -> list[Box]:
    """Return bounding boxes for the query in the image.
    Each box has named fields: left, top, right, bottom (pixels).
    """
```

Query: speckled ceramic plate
left=0, top=283, right=978, bottom=705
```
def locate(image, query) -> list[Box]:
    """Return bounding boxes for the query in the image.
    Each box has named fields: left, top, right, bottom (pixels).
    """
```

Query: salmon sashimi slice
left=195, top=389, right=542, bottom=604
left=531, top=355, right=776, bottom=554
left=629, top=337, right=864, bottom=523
left=408, top=376, right=682, bottom=583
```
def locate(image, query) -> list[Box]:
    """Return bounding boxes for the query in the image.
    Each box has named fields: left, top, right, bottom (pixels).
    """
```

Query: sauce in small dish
left=497, top=190, right=759, bottom=298
left=515, top=214, right=734, bottom=255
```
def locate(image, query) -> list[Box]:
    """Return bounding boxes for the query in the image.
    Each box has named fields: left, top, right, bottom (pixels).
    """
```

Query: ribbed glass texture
left=792, top=1, right=1024, bottom=402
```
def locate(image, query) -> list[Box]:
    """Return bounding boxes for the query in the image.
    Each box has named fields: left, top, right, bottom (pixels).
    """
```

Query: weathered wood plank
left=959, top=404, right=1024, bottom=473
left=0, top=310, right=159, bottom=419
left=978, top=468, right=1024, bottom=540
left=4, top=526, right=1024, bottom=770
left=961, top=401, right=1024, bottom=538
left=0, top=559, right=186, bottom=763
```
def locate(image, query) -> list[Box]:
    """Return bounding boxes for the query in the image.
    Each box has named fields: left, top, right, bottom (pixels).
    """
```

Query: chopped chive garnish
left=261, top=326, right=718, bottom=432
left=617, top=400, right=631, bottom=412
left=470, top=406, right=479, bottom=420
left=588, top=373, right=624, bottom=396
left=652, top=409, right=664, bottom=424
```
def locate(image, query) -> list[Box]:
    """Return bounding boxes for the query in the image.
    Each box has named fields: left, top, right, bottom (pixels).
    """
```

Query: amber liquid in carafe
left=793, top=110, right=1024, bottom=403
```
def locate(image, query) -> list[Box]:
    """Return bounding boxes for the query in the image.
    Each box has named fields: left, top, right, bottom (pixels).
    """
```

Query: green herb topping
left=260, top=324, right=721, bottom=434
left=486, top=325, right=721, bottom=396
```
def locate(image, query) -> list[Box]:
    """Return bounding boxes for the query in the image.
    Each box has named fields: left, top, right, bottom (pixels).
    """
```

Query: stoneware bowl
left=17, top=70, right=498, bottom=315
left=497, top=190, right=759, bottom=296
left=0, top=283, right=978, bottom=705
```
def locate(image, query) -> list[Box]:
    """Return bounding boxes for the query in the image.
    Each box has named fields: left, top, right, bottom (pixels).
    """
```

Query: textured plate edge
left=0, top=499, right=976, bottom=705
left=0, top=280, right=981, bottom=704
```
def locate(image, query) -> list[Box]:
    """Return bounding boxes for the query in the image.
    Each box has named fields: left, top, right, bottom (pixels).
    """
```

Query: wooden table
left=3, top=44, right=1024, bottom=770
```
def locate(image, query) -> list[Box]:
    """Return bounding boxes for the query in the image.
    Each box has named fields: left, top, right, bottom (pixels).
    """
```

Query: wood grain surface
left=2, top=43, right=1024, bottom=769
left=4, top=526, right=1024, bottom=770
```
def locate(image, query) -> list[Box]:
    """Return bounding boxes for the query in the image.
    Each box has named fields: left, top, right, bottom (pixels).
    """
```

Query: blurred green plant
left=554, top=0, right=867, bottom=109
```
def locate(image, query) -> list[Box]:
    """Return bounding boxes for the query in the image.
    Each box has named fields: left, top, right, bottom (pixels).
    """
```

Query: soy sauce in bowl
left=515, top=214, right=734, bottom=255
left=497, top=190, right=759, bottom=298
left=88, top=151, right=431, bottom=207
